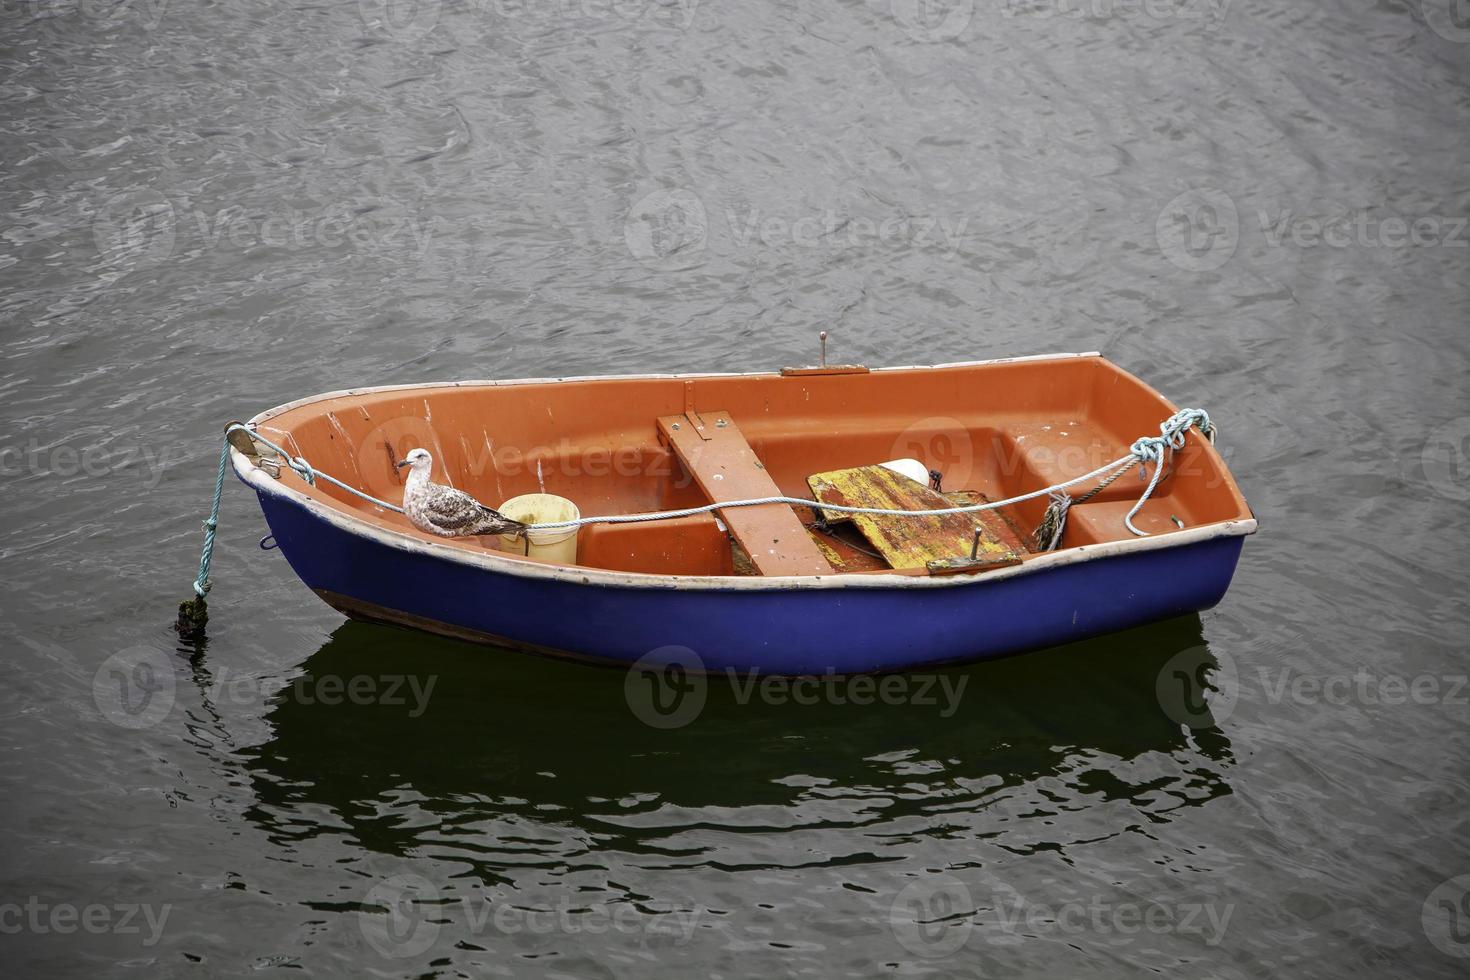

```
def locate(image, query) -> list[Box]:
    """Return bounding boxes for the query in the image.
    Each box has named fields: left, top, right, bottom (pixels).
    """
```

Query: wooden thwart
left=657, top=411, right=831, bottom=577
left=808, top=464, right=1022, bottom=572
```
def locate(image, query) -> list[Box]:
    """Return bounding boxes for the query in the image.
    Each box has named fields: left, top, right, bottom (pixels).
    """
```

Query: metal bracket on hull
left=224, top=421, right=283, bottom=478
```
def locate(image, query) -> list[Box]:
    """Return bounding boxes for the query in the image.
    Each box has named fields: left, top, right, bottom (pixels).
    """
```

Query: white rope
left=224, top=410, right=1214, bottom=538
left=531, top=408, right=1214, bottom=534
left=524, top=453, right=1139, bottom=530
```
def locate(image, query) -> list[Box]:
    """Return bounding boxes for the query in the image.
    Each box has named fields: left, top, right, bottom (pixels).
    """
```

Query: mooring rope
left=1031, top=458, right=1135, bottom=552
left=189, top=435, right=233, bottom=597
left=182, top=409, right=1214, bottom=610
left=187, top=425, right=404, bottom=602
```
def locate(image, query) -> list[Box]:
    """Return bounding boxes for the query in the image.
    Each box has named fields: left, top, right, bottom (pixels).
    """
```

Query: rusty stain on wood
left=778, top=364, right=871, bottom=377
left=809, top=534, right=849, bottom=571
left=808, top=464, right=1021, bottom=571
left=807, top=525, right=890, bottom=573
left=939, top=490, right=1031, bottom=554
left=925, top=553, right=1025, bottom=576
left=730, top=539, right=758, bottom=576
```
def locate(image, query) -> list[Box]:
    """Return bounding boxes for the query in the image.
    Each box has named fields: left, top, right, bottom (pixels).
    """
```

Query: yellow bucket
left=497, top=493, right=580, bottom=564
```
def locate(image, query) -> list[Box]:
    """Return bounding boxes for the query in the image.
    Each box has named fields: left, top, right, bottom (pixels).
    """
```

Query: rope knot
left=1161, top=408, right=1214, bottom=445
left=1130, top=434, right=1169, bottom=481
left=1130, top=434, right=1168, bottom=465
left=1033, top=490, right=1074, bottom=552
left=1122, top=408, right=1217, bottom=537
left=1132, top=409, right=1214, bottom=468
left=289, top=456, right=317, bottom=486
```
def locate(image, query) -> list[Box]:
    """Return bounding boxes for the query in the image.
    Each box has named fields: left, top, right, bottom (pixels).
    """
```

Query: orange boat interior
left=246, top=356, right=1253, bottom=578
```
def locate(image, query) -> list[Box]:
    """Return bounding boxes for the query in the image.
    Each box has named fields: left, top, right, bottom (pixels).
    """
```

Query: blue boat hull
left=253, top=488, right=1246, bottom=674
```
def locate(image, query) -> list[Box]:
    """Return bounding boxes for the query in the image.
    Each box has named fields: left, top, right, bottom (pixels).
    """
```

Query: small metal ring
left=259, top=535, right=279, bottom=551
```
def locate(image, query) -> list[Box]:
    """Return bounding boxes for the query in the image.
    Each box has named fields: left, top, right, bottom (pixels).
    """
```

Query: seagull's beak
left=395, top=459, right=411, bottom=469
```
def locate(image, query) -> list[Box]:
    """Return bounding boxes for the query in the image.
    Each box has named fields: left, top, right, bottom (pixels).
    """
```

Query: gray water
left=3, top=0, right=1469, bottom=976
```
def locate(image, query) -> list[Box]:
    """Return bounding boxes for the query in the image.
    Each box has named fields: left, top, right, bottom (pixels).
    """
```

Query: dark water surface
left=3, top=0, right=1469, bottom=976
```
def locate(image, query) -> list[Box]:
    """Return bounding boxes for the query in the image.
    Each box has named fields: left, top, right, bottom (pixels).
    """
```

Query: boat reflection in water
left=230, top=615, right=1237, bottom=871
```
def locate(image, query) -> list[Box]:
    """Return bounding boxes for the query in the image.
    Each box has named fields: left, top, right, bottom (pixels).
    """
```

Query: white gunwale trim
left=244, top=352, right=1104, bottom=427
left=232, top=351, right=1254, bottom=593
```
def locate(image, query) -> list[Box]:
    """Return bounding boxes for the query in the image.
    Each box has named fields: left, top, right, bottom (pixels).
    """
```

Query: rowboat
left=226, top=352, right=1255, bottom=673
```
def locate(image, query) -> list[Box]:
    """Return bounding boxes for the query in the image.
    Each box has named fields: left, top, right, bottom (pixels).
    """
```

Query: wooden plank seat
left=807, top=464, right=1022, bottom=571
left=657, top=411, right=832, bottom=577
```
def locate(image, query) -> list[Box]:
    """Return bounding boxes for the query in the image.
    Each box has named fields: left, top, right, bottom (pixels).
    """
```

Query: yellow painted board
left=808, top=465, right=1019, bottom=570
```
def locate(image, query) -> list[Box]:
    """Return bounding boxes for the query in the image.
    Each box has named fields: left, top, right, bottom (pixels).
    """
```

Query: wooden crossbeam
left=657, top=411, right=831, bottom=577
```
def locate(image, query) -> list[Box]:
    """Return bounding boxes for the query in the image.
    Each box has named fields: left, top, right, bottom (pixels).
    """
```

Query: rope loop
left=1121, top=407, right=1214, bottom=536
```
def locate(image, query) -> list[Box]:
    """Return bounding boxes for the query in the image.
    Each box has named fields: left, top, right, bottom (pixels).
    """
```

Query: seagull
left=396, top=448, right=528, bottom=539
